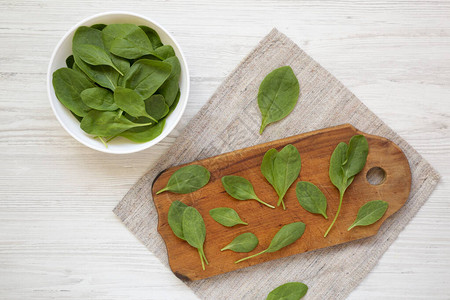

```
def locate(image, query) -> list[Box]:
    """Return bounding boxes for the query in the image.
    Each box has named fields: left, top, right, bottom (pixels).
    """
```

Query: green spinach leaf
left=324, top=135, right=369, bottom=237
left=72, top=62, right=84, bottom=74
left=235, top=222, right=305, bottom=263
left=266, top=222, right=306, bottom=252
left=258, top=66, right=300, bottom=134
left=209, top=207, right=247, bottom=227
left=90, top=23, right=106, bottom=31
left=154, top=45, right=175, bottom=59
left=296, top=181, right=328, bottom=219
left=221, top=232, right=258, bottom=253
left=139, top=25, right=163, bottom=49
left=73, top=26, right=104, bottom=48
left=74, top=44, right=123, bottom=75
left=261, top=148, right=278, bottom=186
left=80, top=110, right=151, bottom=137
left=66, top=55, right=75, bottom=68
left=122, top=59, right=172, bottom=99
left=71, top=111, right=83, bottom=122
left=261, top=145, right=301, bottom=209
left=167, top=89, right=180, bottom=116
left=52, top=68, right=94, bottom=117
left=157, top=56, right=181, bottom=106
left=348, top=200, right=388, bottom=231
left=328, top=142, right=349, bottom=193
left=266, top=282, right=308, bottom=300
left=273, top=145, right=301, bottom=209
left=168, top=200, right=188, bottom=240
left=156, top=165, right=210, bottom=194
left=343, top=135, right=370, bottom=179
left=110, top=53, right=130, bottom=75
left=80, top=87, right=118, bottom=111
left=114, top=86, right=157, bottom=122
left=182, top=206, right=209, bottom=270
left=74, top=55, right=119, bottom=91
left=145, top=94, right=169, bottom=120
left=102, top=24, right=153, bottom=59
left=120, top=118, right=165, bottom=143
left=221, top=175, right=275, bottom=208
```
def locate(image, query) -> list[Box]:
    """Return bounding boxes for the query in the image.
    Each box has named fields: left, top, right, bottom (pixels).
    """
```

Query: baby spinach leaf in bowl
left=145, top=94, right=169, bottom=120
left=90, top=23, right=107, bottom=31
left=52, top=68, right=94, bottom=117
left=157, top=56, right=181, bottom=106
left=122, top=59, right=172, bottom=99
left=102, top=24, right=154, bottom=59
left=73, top=26, right=104, bottom=48
left=65, top=55, right=75, bottom=68
left=74, top=44, right=123, bottom=75
left=154, top=45, right=176, bottom=59
left=120, top=119, right=166, bottom=143
left=167, top=89, right=181, bottom=116
left=74, top=58, right=120, bottom=91
left=114, top=86, right=157, bottom=122
left=80, top=110, right=152, bottom=137
left=80, top=87, right=118, bottom=111
left=139, top=25, right=163, bottom=49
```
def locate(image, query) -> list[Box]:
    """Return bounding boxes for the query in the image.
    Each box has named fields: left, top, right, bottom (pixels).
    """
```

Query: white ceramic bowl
left=47, top=11, right=189, bottom=154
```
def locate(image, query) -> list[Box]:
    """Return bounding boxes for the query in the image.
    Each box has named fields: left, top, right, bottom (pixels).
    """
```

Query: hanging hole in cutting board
left=366, top=167, right=386, bottom=185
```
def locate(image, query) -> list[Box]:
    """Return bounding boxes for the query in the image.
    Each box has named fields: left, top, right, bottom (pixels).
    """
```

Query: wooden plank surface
left=153, top=124, right=412, bottom=280
left=0, top=0, right=449, bottom=299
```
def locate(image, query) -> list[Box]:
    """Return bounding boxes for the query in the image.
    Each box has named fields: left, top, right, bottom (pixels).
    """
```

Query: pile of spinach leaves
left=53, top=24, right=181, bottom=146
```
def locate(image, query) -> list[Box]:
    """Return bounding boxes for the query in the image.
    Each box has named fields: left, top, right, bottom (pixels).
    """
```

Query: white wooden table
left=1, top=1, right=449, bottom=299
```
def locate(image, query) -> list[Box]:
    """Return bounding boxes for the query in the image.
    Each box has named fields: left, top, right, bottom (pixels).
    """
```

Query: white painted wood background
left=0, top=0, right=449, bottom=299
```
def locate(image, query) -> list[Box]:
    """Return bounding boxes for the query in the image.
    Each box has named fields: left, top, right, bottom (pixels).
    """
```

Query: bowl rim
left=47, top=11, right=190, bottom=154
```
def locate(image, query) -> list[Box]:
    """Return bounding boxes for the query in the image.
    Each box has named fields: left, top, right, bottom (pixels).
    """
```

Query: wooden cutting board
left=151, top=124, right=411, bottom=281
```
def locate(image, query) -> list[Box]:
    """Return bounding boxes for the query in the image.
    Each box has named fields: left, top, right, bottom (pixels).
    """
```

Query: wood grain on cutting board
left=152, top=124, right=411, bottom=280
